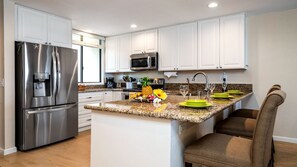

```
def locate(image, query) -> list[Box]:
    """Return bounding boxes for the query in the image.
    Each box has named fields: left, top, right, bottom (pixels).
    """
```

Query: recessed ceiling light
left=130, top=24, right=137, bottom=28
left=208, top=2, right=218, bottom=8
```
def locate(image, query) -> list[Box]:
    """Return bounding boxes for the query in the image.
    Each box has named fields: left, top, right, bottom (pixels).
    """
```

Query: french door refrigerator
left=15, top=42, right=78, bottom=151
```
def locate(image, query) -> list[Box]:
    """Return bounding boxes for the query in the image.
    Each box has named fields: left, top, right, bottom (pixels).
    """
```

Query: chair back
left=251, top=90, right=286, bottom=167
left=266, top=84, right=281, bottom=95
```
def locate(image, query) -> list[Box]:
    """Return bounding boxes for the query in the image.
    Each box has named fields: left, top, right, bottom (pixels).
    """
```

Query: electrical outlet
left=221, top=72, right=227, bottom=81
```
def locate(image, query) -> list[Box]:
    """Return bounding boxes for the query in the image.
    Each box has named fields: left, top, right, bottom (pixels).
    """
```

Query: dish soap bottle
left=222, top=72, right=228, bottom=92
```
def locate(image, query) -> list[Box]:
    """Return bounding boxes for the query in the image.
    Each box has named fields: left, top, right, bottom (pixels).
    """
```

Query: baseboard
left=0, top=147, right=17, bottom=156
left=273, top=135, right=297, bottom=144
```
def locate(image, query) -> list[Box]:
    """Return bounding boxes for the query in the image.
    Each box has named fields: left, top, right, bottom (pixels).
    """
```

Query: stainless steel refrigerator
left=15, top=42, right=78, bottom=151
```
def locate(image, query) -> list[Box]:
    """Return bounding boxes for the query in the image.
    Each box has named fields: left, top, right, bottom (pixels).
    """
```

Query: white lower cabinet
left=103, top=91, right=113, bottom=102
left=112, top=91, right=123, bottom=101
left=78, top=92, right=103, bottom=132
left=78, top=91, right=124, bottom=132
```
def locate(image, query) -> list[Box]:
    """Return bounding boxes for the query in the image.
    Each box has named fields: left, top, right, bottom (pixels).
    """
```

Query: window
left=72, top=31, right=105, bottom=83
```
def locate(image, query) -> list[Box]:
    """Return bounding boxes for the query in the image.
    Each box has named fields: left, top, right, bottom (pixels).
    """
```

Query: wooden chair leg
left=272, top=138, right=275, bottom=154
left=268, top=159, right=274, bottom=167
left=185, top=162, right=193, bottom=167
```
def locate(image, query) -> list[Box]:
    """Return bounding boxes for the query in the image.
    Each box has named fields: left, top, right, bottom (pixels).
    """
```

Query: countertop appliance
left=130, top=52, right=158, bottom=71
left=15, top=42, right=78, bottom=151
left=105, top=77, right=116, bottom=88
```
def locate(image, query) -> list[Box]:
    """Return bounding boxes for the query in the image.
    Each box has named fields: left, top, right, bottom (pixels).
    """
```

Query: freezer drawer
left=20, top=104, right=78, bottom=150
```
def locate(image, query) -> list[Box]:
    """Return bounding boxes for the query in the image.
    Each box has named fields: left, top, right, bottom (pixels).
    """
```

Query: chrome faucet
left=192, top=71, right=209, bottom=92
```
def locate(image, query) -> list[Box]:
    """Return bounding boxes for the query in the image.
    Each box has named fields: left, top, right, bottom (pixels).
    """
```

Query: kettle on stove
left=105, top=77, right=116, bottom=88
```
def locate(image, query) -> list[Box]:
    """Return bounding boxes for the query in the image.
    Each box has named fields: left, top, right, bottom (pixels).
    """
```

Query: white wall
left=111, top=8, right=297, bottom=141
left=0, top=0, right=16, bottom=155
left=0, top=0, right=4, bottom=151
left=248, top=8, right=297, bottom=141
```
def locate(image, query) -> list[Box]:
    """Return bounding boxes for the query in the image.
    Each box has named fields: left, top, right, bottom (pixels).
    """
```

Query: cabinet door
left=198, top=19, right=220, bottom=69
left=17, top=6, right=48, bottom=44
left=103, top=91, right=113, bottom=102
left=145, top=29, right=158, bottom=53
left=105, top=38, right=118, bottom=73
left=131, top=32, right=145, bottom=54
left=118, top=34, right=132, bottom=72
left=48, top=15, right=72, bottom=48
left=220, top=14, right=246, bottom=69
left=177, top=22, right=198, bottom=70
left=112, top=92, right=123, bottom=101
left=158, top=26, right=178, bottom=71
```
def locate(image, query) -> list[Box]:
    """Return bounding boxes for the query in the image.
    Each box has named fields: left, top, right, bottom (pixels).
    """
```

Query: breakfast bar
left=85, top=93, right=252, bottom=167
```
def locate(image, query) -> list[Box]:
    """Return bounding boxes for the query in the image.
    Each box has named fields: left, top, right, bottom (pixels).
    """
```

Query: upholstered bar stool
left=229, top=84, right=281, bottom=119
left=215, top=85, right=281, bottom=154
left=184, top=90, right=286, bottom=167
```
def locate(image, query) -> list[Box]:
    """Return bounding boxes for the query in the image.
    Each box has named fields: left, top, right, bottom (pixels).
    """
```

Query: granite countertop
left=78, top=88, right=124, bottom=93
left=84, top=92, right=253, bottom=123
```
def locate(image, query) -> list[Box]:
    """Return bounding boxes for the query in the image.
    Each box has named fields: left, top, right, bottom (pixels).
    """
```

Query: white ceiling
left=12, top=0, right=297, bottom=37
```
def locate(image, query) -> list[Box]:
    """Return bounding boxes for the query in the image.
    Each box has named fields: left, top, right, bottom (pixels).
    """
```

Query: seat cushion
left=229, top=109, right=259, bottom=119
left=215, top=117, right=256, bottom=138
left=184, top=133, right=252, bottom=167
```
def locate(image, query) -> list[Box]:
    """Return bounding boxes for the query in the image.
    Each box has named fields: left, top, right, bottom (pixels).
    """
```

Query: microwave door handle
left=147, top=56, right=151, bottom=68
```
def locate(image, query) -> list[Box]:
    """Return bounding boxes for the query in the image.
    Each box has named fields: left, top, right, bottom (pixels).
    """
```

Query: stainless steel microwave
left=130, top=52, right=158, bottom=71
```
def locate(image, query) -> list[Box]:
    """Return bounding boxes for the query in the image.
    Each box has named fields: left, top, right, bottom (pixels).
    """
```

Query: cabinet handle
left=220, top=67, right=222, bottom=69
left=49, top=42, right=51, bottom=45
left=45, top=42, right=48, bottom=44
left=216, top=67, right=218, bottom=69
left=86, top=119, right=91, bottom=121
left=87, top=97, right=92, bottom=99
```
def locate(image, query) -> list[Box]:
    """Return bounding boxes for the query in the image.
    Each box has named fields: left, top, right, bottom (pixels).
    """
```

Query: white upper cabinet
left=47, top=15, right=72, bottom=48
left=118, top=34, right=132, bottom=72
left=16, top=6, right=48, bottom=44
left=144, top=29, right=158, bottom=52
left=220, top=14, right=245, bottom=69
left=105, top=37, right=118, bottom=73
left=198, top=18, right=220, bottom=69
left=158, top=26, right=178, bottom=71
left=132, top=29, right=158, bottom=54
left=198, top=14, right=246, bottom=70
left=158, top=22, right=197, bottom=71
left=105, top=34, right=132, bottom=73
left=177, top=22, right=198, bottom=70
left=16, top=5, right=72, bottom=48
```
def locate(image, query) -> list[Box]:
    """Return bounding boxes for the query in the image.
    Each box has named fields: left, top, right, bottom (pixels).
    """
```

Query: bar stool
left=229, top=84, right=281, bottom=119
left=184, top=90, right=286, bottom=167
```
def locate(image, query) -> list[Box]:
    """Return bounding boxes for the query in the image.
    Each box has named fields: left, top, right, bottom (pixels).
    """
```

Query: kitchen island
left=85, top=93, right=252, bottom=167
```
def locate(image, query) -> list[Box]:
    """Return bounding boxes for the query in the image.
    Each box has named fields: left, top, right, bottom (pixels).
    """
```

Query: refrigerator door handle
left=55, top=47, right=61, bottom=94
left=52, top=48, right=57, bottom=97
left=25, top=104, right=77, bottom=115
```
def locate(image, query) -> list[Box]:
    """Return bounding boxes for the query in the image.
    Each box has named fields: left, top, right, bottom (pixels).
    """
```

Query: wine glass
left=180, top=85, right=189, bottom=99
left=209, top=83, right=216, bottom=95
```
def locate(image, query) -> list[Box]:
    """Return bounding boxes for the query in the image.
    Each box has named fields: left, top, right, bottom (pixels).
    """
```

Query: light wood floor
left=0, top=131, right=90, bottom=167
left=0, top=131, right=297, bottom=167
